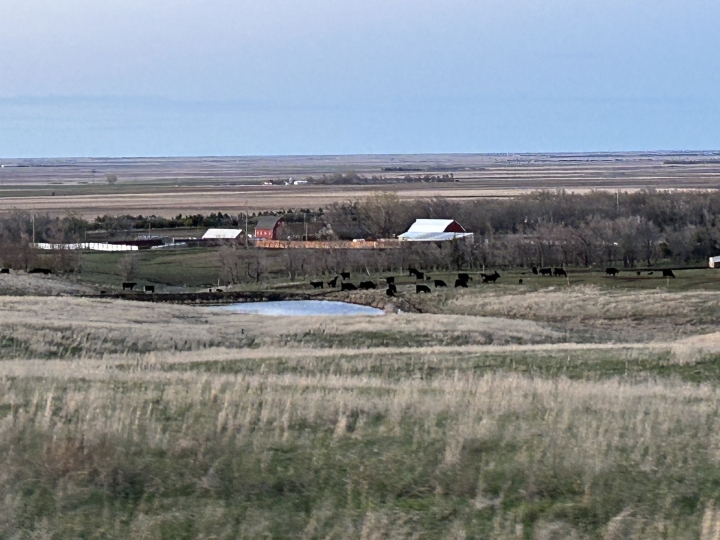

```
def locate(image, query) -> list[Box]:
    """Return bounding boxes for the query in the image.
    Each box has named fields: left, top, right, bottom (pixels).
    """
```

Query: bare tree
left=117, top=253, right=137, bottom=281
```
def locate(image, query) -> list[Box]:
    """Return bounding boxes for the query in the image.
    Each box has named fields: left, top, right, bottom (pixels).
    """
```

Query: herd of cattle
left=310, top=268, right=502, bottom=296
left=308, top=265, right=681, bottom=295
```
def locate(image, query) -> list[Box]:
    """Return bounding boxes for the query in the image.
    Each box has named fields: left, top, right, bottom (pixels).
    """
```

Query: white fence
left=33, top=242, right=139, bottom=252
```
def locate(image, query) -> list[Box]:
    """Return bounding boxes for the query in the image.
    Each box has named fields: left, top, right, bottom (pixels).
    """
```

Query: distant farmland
left=1, top=151, right=719, bottom=217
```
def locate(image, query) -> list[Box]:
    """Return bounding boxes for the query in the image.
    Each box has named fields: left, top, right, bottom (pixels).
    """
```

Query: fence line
left=33, top=242, right=139, bottom=252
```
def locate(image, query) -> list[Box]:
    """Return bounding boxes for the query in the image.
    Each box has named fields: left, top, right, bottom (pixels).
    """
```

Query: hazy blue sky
left=1, top=0, right=718, bottom=157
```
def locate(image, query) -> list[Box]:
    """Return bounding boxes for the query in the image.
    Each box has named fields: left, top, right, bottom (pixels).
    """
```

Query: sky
left=0, top=0, right=718, bottom=157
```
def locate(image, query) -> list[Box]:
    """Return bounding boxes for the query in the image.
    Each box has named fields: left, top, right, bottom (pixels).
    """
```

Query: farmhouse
left=398, top=219, right=474, bottom=242
left=710, top=256, right=720, bottom=268
left=254, top=216, right=285, bottom=240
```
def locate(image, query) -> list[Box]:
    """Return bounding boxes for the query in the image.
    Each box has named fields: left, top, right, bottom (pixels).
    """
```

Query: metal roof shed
left=202, top=229, right=244, bottom=240
left=398, top=219, right=474, bottom=242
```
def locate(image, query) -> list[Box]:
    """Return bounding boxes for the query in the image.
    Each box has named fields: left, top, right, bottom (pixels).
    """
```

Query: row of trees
left=3, top=190, right=720, bottom=275
left=326, top=191, right=720, bottom=267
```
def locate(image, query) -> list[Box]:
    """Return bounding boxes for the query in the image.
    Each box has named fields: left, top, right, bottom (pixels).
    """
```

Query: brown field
left=2, top=151, right=720, bottom=217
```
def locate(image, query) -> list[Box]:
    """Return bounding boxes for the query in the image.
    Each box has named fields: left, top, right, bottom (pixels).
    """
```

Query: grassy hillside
left=2, top=291, right=720, bottom=538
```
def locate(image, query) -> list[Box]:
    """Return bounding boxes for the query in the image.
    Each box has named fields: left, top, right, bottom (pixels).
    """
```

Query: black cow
left=481, top=271, right=501, bottom=283
left=310, top=281, right=324, bottom=289
left=100, top=290, right=107, bottom=295
left=384, top=276, right=395, bottom=284
left=416, top=284, right=431, bottom=293
left=340, top=272, right=351, bottom=280
left=144, top=285, right=155, bottom=293
left=386, top=287, right=395, bottom=297
left=359, top=281, right=377, bottom=290
left=216, top=289, right=223, bottom=292
left=327, top=276, right=339, bottom=287
left=415, top=271, right=425, bottom=280
left=539, top=268, right=552, bottom=276
left=387, top=283, right=397, bottom=294
left=605, top=267, right=619, bottom=277
left=519, top=279, right=523, bottom=284
left=408, top=267, right=419, bottom=277
left=455, top=279, right=468, bottom=288
left=0, top=268, right=9, bottom=274
left=648, top=271, right=654, bottom=275
left=553, top=268, right=567, bottom=277
left=434, top=279, right=447, bottom=288
left=458, top=273, right=472, bottom=282
left=637, top=271, right=641, bottom=276
left=662, top=269, right=676, bottom=278
left=341, top=282, right=357, bottom=291
left=29, top=268, right=52, bottom=275
left=122, top=282, right=136, bottom=291
left=531, top=266, right=539, bottom=275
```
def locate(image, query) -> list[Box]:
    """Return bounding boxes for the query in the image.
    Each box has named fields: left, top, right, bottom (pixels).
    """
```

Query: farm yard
left=4, top=154, right=720, bottom=538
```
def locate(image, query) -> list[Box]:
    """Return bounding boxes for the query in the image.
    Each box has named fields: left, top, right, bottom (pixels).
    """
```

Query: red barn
left=254, top=216, right=285, bottom=240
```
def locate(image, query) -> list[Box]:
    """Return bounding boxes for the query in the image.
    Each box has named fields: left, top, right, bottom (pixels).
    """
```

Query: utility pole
left=32, top=213, right=35, bottom=244
left=245, top=200, right=249, bottom=249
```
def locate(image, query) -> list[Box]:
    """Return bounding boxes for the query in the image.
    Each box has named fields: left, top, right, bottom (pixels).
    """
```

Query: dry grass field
left=2, top=152, right=720, bottom=217
left=3, top=287, right=720, bottom=538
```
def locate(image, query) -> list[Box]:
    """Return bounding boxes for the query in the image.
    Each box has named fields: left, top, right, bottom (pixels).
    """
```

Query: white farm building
left=398, top=219, right=474, bottom=242
left=201, top=229, right=244, bottom=240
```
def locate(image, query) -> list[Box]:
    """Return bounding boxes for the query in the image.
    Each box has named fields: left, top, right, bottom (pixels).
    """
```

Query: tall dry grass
left=1, top=293, right=720, bottom=538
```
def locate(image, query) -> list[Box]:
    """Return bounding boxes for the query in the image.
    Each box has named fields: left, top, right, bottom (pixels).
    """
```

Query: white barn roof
left=404, top=219, right=461, bottom=233
left=398, top=219, right=473, bottom=242
left=202, top=228, right=243, bottom=239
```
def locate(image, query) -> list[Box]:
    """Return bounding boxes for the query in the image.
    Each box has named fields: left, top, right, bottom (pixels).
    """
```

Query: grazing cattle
left=415, top=271, right=424, bottom=280
left=481, top=271, right=501, bottom=283
left=539, top=268, right=552, bottom=276
left=648, top=271, right=654, bottom=275
left=662, top=269, right=676, bottom=278
left=359, top=281, right=377, bottom=290
left=0, top=268, right=9, bottom=274
left=29, top=268, right=52, bottom=275
left=386, top=287, right=395, bottom=297
left=310, top=281, right=324, bottom=289
left=455, top=279, right=468, bottom=288
left=458, top=273, right=472, bottom=282
left=100, top=290, right=107, bottom=295
left=384, top=276, right=395, bottom=284
left=553, top=268, right=567, bottom=277
left=408, top=267, right=419, bottom=276
left=340, top=272, right=351, bottom=280
left=605, top=267, right=619, bottom=277
left=327, top=276, right=339, bottom=287
left=434, top=279, right=447, bottom=288
left=144, top=285, right=155, bottom=293
left=216, top=289, right=224, bottom=293
left=388, top=283, right=397, bottom=294
left=637, top=271, right=641, bottom=276
left=122, top=282, right=136, bottom=291
left=341, top=282, right=357, bottom=291
left=519, top=279, right=523, bottom=284
left=531, top=266, right=539, bottom=275
left=416, top=284, right=431, bottom=293
left=425, top=275, right=432, bottom=281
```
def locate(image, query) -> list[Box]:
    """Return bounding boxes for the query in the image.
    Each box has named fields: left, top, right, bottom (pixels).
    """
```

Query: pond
left=214, top=300, right=384, bottom=317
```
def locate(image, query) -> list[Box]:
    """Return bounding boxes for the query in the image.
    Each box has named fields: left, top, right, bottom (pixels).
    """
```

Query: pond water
left=214, top=300, right=384, bottom=317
